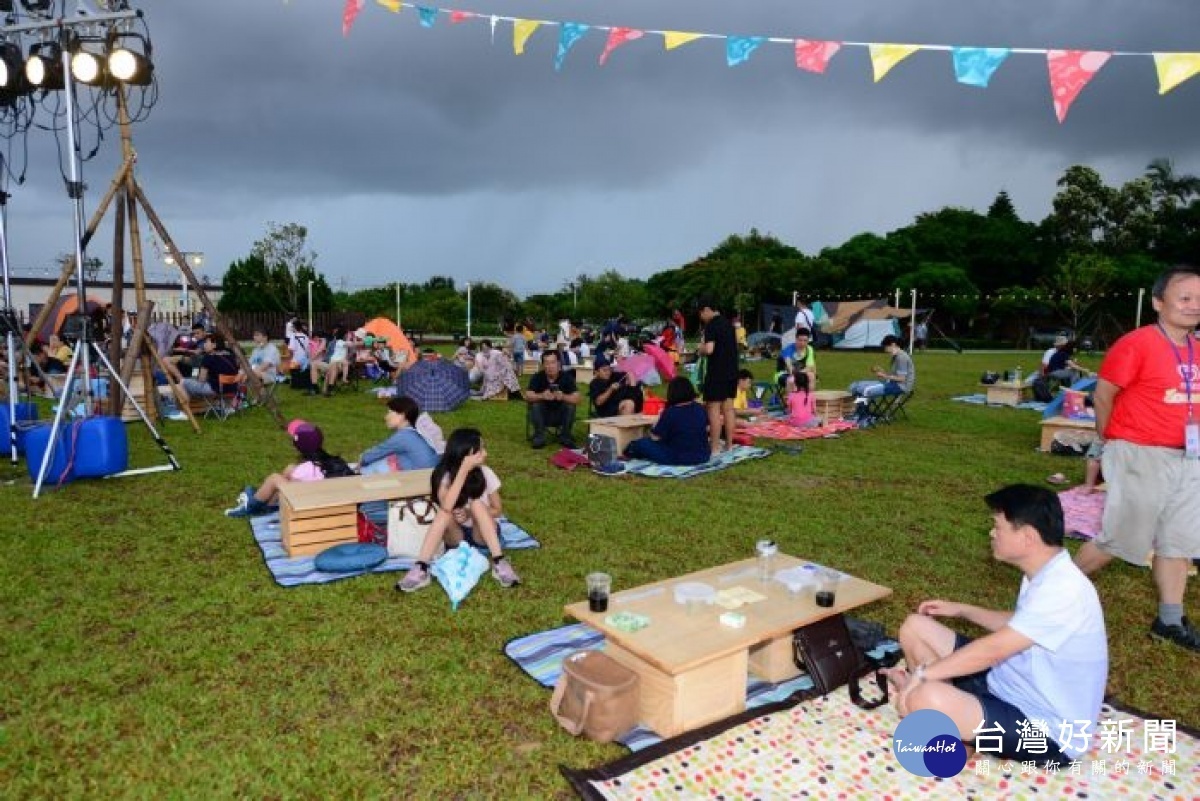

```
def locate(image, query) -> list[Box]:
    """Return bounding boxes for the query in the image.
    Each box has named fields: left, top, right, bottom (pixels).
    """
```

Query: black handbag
left=793, top=614, right=894, bottom=710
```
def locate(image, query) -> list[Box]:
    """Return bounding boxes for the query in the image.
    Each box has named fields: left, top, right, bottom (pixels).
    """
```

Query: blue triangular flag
left=555, top=23, right=590, bottom=71
left=952, top=47, right=1010, bottom=88
left=417, top=6, right=437, bottom=28
left=727, top=36, right=766, bottom=67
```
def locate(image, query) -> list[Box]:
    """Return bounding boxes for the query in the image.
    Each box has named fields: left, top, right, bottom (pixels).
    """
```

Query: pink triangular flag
left=450, top=10, right=474, bottom=24
left=599, top=27, right=644, bottom=66
left=794, top=39, right=841, bottom=74
left=1047, top=50, right=1111, bottom=122
left=342, top=0, right=366, bottom=37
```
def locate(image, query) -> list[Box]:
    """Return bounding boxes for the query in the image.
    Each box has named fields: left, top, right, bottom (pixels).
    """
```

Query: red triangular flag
left=794, top=39, right=842, bottom=74
left=600, top=27, right=645, bottom=66
left=1047, top=50, right=1111, bottom=122
left=450, top=10, right=475, bottom=24
left=342, top=0, right=365, bottom=37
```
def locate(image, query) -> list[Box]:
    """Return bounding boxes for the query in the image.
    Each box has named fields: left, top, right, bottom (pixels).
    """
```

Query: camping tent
left=36, top=293, right=106, bottom=342
left=362, top=317, right=417, bottom=365
left=811, top=299, right=911, bottom=349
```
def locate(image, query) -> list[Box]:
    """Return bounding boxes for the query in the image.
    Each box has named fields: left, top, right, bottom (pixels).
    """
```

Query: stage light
left=107, top=33, right=151, bottom=85
left=25, top=41, right=63, bottom=90
left=0, top=41, right=29, bottom=94
left=70, top=41, right=109, bottom=86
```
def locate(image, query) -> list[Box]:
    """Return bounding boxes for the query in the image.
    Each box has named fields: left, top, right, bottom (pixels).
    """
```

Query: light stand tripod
left=32, top=26, right=180, bottom=498
left=1, top=183, right=20, bottom=466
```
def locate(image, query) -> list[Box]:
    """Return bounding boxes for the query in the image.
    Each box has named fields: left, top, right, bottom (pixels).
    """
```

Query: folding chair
left=751, top=380, right=783, bottom=413
left=206, top=374, right=246, bottom=420
left=524, top=401, right=578, bottom=446
left=859, top=389, right=914, bottom=427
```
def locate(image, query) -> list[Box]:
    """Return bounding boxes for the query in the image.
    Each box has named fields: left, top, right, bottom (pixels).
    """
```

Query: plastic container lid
left=673, top=582, right=716, bottom=605
left=773, top=566, right=817, bottom=593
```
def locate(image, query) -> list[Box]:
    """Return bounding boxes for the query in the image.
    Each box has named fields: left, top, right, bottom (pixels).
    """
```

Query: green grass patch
left=1, top=348, right=1194, bottom=797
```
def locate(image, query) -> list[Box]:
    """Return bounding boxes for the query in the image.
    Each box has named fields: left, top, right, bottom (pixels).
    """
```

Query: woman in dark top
left=624, top=376, right=710, bottom=465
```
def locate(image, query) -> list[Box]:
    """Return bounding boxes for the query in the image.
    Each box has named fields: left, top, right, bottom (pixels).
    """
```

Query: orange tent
left=362, top=317, right=417, bottom=365
left=37, top=293, right=106, bottom=342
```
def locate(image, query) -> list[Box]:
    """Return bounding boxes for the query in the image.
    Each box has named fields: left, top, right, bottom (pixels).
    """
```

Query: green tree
left=218, top=254, right=272, bottom=312
left=1045, top=252, right=1117, bottom=334
left=250, top=222, right=320, bottom=312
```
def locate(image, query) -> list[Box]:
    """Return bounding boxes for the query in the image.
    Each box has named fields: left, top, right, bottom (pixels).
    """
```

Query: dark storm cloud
left=6, top=0, right=1200, bottom=294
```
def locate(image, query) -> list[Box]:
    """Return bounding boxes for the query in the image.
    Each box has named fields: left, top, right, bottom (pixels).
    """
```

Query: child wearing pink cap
left=225, top=420, right=352, bottom=517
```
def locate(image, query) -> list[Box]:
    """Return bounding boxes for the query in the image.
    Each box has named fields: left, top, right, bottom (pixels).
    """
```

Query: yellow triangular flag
left=1153, top=52, right=1200, bottom=95
left=513, top=19, right=541, bottom=55
left=662, top=31, right=703, bottom=51
left=376, top=0, right=401, bottom=12
left=869, top=44, right=921, bottom=82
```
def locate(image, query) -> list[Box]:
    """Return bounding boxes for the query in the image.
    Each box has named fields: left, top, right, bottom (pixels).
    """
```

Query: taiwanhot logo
left=892, top=709, right=968, bottom=778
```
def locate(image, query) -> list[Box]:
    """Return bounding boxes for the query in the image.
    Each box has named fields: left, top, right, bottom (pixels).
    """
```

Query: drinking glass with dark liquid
left=587, top=572, right=611, bottom=613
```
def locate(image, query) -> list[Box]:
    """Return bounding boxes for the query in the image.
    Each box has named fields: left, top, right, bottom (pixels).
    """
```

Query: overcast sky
left=4, top=0, right=1199, bottom=298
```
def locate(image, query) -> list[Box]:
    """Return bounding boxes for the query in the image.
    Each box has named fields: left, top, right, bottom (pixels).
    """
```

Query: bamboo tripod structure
left=25, top=89, right=284, bottom=432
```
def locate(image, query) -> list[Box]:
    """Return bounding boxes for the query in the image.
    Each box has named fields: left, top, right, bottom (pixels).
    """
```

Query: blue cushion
left=314, top=542, right=388, bottom=573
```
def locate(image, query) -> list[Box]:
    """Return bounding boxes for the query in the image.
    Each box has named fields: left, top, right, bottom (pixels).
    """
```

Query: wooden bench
left=1039, top=415, right=1097, bottom=452
left=277, top=469, right=433, bottom=557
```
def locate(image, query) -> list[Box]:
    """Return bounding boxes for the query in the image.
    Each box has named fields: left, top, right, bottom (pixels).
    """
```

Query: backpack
left=319, top=454, right=357, bottom=478
left=1031, top=375, right=1053, bottom=403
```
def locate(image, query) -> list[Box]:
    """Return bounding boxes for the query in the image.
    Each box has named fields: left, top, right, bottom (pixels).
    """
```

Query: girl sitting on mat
left=224, top=420, right=352, bottom=517
left=358, top=396, right=440, bottom=474
left=786, top=369, right=820, bottom=429
left=396, top=428, right=520, bottom=592
left=624, top=376, right=711, bottom=466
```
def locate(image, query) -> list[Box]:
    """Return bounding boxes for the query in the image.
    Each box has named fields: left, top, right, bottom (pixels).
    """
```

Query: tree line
left=218, top=160, right=1200, bottom=343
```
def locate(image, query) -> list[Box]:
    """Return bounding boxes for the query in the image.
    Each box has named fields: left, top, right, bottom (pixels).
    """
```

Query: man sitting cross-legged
left=887, top=484, right=1107, bottom=767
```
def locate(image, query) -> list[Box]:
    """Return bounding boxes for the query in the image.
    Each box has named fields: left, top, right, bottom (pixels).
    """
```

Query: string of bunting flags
left=808, top=290, right=1144, bottom=301
left=338, top=0, right=1200, bottom=122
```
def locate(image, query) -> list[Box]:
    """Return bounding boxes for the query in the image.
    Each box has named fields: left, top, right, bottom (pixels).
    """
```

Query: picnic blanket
left=742, top=418, right=858, bottom=441
left=562, top=685, right=1200, bottom=800
left=951, top=393, right=1048, bottom=412
left=619, top=444, right=771, bottom=479
left=249, top=512, right=540, bottom=587
left=1060, top=486, right=1105, bottom=540
left=504, top=622, right=898, bottom=752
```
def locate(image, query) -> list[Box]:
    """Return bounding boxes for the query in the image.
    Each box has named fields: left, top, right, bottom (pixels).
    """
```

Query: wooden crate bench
left=812, top=390, right=853, bottom=421
left=277, top=469, right=433, bottom=557
left=983, top=381, right=1030, bottom=407
left=1039, top=415, right=1097, bottom=453
left=585, top=413, right=659, bottom=455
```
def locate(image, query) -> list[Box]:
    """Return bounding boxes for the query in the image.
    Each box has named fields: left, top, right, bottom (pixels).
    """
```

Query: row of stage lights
left=0, top=29, right=150, bottom=96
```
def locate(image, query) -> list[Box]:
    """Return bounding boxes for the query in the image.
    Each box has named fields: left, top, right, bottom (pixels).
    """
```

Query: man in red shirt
left=1074, top=266, right=1200, bottom=652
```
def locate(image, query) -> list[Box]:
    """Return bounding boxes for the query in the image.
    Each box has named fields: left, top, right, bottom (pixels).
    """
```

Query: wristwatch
left=912, top=663, right=928, bottom=684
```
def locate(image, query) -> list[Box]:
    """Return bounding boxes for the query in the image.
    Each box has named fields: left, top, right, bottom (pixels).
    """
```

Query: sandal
left=1046, top=473, right=1069, bottom=486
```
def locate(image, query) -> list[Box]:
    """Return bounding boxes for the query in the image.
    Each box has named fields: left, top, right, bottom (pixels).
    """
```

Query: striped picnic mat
left=620, top=444, right=772, bottom=479
left=742, top=418, right=859, bottom=441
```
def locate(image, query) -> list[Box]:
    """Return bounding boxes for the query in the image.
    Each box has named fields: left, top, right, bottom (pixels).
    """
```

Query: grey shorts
left=1096, top=440, right=1200, bottom=562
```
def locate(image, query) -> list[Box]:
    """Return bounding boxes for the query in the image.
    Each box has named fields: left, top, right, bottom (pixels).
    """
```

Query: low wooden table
left=1039, top=415, right=1098, bottom=452
left=564, top=555, right=891, bottom=737
left=277, top=469, right=432, bottom=556
left=572, top=365, right=594, bottom=386
left=983, top=381, right=1030, bottom=407
left=584, top=413, right=658, bottom=455
left=812, top=390, right=853, bottom=421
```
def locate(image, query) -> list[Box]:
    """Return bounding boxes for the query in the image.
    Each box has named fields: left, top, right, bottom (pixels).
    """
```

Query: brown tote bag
left=549, top=650, right=639, bottom=743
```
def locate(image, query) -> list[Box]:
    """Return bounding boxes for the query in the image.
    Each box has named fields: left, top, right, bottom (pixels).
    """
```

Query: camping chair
left=751, top=380, right=783, bottom=413
left=859, top=389, right=914, bottom=427
left=524, top=400, right=579, bottom=447
left=206, top=374, right=247, bottom=420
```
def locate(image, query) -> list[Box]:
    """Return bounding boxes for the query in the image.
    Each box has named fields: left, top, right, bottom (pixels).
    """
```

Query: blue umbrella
left=396, top=359, right=470, bottom=412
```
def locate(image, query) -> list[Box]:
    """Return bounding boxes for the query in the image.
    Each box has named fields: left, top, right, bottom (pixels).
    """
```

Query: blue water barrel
left=0, top=402, right=39, bottom=455
left=73, top=416, right=129, bottom=478
left=24, top=423, right=74, bottom=484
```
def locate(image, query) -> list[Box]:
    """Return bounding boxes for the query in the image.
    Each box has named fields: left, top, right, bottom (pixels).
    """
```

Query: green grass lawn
left=2, top=349, right=1196, bottom=798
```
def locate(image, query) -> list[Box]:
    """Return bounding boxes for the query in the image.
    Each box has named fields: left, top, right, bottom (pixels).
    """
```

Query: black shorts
left=951, top=634, right=1071, bottom=767
left=702, top=378, right=738, bottom=403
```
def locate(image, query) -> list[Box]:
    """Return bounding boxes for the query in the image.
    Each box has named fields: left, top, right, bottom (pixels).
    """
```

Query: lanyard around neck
left=1157, top=324, right=1195, bottom=421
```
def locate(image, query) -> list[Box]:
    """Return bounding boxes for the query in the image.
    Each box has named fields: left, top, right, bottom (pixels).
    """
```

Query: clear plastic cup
left=587, top=572, right=611, bottom=613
